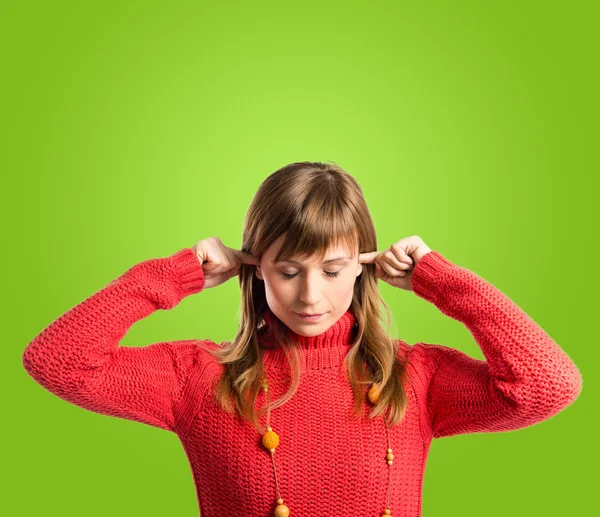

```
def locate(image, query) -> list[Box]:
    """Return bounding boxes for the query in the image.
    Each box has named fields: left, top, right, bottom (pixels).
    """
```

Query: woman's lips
left=295, top=312, right=325, bottom=321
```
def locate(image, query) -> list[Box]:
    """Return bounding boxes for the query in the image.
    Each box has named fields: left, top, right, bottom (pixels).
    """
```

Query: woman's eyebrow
left=273, top=256, right=352, bottom=265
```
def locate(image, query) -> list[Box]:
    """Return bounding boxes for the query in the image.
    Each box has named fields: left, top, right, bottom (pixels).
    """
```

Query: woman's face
left=255, top=234, right=363, bottom=336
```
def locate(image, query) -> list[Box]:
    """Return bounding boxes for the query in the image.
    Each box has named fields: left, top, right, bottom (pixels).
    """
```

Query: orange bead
left=274, top=503, right=290, bottom=516
left=368, top=384, right=381, bottom=404
left=262, top=429, right=280, bottom=450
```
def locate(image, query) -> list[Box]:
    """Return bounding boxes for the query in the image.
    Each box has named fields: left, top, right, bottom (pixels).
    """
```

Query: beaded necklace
left=259, top=375, right=395, bottom=517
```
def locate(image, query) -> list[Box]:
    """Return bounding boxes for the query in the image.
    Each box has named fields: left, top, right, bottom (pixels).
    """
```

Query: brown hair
left=207, top=161, right=411, bottom=432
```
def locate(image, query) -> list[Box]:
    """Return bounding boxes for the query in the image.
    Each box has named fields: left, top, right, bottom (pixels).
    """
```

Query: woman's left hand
left=359, top=236, right=433, bottom=291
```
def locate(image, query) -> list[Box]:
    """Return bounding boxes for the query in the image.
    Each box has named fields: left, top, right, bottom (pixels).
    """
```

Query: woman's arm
left=407, top=251, right=583, bottom=439
left=22, top=247, right=215, bottom=433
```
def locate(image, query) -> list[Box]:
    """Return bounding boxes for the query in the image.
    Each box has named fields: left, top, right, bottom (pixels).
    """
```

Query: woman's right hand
left=191, top=237, right=260, bottom=289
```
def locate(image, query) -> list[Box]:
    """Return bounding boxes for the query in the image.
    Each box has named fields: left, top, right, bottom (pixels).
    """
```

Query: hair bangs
left=274, top=196, right=358, bottom=265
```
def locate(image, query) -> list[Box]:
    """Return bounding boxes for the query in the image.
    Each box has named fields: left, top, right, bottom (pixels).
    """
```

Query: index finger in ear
left=231, top=248, right=261, bottom=266
left=359, top=251, right=379, bottom=263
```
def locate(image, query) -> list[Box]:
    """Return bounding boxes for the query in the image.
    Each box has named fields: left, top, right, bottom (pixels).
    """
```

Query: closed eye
left=282, top=271, right=341, bottom=280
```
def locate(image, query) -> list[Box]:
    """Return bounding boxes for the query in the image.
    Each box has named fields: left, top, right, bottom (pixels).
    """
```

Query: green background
left=2, top=1, right=597, bottom=516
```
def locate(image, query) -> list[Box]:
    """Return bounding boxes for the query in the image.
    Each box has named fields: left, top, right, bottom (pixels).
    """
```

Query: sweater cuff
left=170, top=248, right=206, bottom=297
left=410, top=250, right=457, bottom=304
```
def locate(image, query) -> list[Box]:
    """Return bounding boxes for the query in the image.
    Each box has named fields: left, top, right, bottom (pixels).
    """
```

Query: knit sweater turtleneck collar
left=258, top=306, right=358, bottom=372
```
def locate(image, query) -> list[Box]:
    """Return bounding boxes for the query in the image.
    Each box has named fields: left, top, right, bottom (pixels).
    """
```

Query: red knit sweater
left=22, top=248, right=583, bottom=516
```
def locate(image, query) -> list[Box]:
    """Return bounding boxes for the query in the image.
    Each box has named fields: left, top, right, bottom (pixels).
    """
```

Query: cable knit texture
left=22, top=248, right=583, bottom=516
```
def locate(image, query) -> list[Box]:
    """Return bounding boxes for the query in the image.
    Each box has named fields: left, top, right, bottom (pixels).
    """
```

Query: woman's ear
left=255, top=266, right=264, bottom=281
left=356, top=264, right=363, bottom=277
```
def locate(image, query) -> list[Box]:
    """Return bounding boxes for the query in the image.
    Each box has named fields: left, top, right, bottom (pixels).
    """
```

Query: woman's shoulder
left=194, top=338, right=224, bottom=355
left=395, top=338, right=414, bottom=361
left=184, top=339, right=227, bottom=377
left=395, top=339, right=473, bottom=383
left=395, top=339, right=437, bottom=376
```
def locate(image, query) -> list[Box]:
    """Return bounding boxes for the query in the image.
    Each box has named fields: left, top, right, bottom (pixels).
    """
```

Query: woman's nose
left=298, top=275, right=324, bottom=305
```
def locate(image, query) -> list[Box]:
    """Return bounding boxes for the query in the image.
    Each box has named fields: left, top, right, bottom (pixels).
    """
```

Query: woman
left=22, top=161, right=583, bottom=517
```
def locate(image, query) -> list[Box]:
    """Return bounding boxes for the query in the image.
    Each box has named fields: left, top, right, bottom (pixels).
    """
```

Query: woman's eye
left=282, top=271, right=341, bottom=280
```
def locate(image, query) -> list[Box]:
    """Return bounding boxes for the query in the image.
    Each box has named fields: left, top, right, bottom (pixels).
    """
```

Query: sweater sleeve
left=408, top=250, right=583, bottom=439
left=22, top=247, right=216, bottom=433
